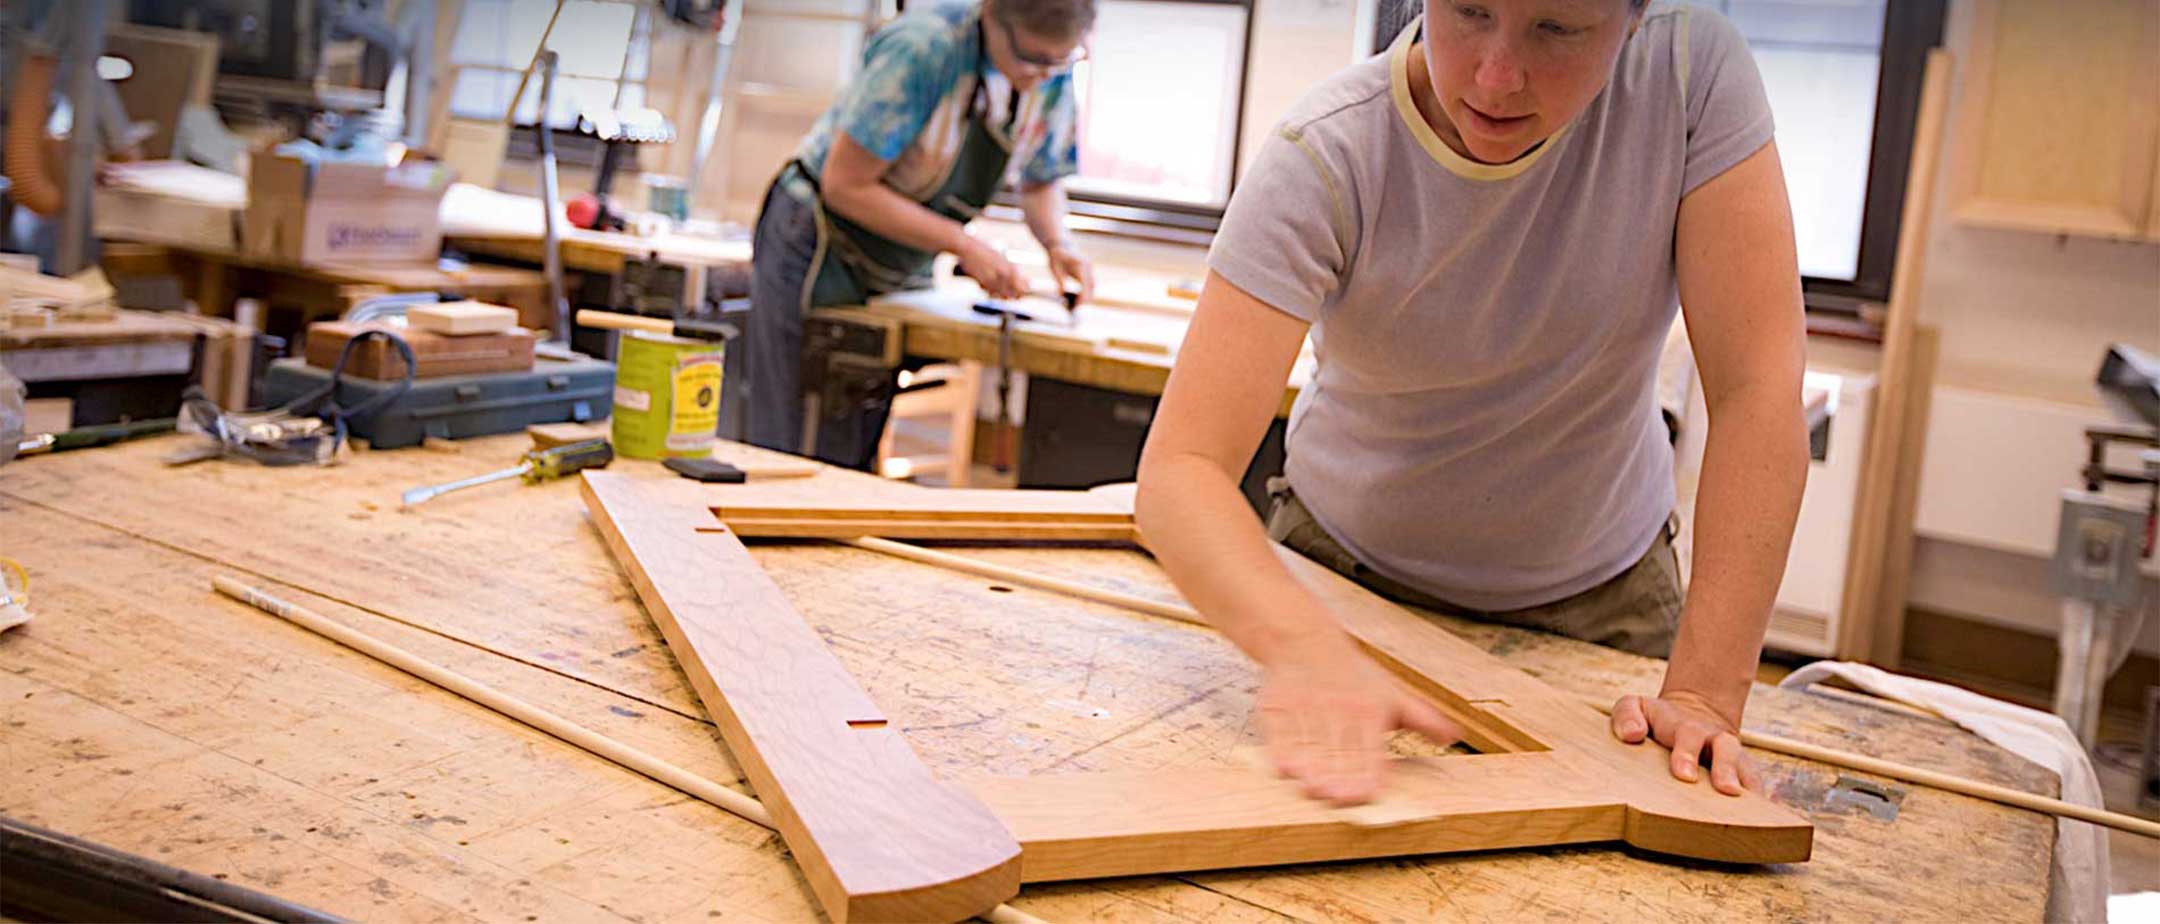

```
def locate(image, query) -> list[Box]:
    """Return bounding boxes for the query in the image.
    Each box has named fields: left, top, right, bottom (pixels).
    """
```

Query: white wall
left=1902, top=0, right=2160, bottom=656
left=1236, top=0, right=1375, bottom=177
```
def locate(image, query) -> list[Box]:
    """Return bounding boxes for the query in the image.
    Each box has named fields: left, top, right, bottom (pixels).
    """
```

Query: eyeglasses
left=994, top=9, right=1087, bottom=73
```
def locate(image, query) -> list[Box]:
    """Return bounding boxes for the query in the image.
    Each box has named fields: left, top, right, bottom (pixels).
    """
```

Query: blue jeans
left=722, top=179, right=892, bottom=469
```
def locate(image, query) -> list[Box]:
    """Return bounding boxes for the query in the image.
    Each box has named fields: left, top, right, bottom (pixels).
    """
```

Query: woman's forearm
left=1019, top=181, right=1074, bottom=252
left=1662, top=382, right=1809, bottom=719
left=1136, top=452, right=1347, bottom=665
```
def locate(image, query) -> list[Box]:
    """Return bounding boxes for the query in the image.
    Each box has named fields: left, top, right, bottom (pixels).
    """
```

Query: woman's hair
left=993, top=0, right=1097, bottom=42
left=1410, top=0, right=1650, bottom=13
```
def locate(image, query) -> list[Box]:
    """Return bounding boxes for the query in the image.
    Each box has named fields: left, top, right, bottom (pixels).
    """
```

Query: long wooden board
left=580, top=472, right=1022, bottom=923
left=707, top=484, right=1141, bottom=541
left=712, top=518, right=1142, bottom=542
left=708, top=486, right=1133, bottom=522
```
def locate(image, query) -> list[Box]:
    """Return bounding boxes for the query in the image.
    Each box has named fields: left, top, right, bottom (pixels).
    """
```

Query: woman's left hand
left=1046, top=244, right=1095, bottom=306
left=1609, top=689, right=1761, bottom=796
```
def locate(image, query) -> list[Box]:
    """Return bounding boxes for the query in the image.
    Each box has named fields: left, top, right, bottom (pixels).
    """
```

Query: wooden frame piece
left=582, top=474, right=1812, bottom=923
left=706, top=488, right=1140, bottom=542
left=583, top=475, right=1022, bottom=923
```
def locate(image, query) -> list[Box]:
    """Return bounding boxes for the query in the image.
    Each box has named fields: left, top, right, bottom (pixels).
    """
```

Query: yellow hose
left=0, top=557, right=26, bottom=608
left=4, top=53, right=65, bottom=216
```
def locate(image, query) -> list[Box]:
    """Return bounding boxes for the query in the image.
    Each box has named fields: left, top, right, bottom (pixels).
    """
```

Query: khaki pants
left=1264, top=481, right=1683, bottom=658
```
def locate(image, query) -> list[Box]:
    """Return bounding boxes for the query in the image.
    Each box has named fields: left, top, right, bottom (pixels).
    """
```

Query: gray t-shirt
left=1209, top=4, right=1774, bottom=611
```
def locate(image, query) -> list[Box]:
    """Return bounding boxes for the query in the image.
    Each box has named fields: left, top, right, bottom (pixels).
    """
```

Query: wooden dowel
left=837, top=539, right=2160, bottom=840
left=841, top=537, right=1207, bottom=626
left=1745, top=727, right=2160, bottom=838
left=574, top=308, right=674, bottom=335
left=503, top=0, right=569, bottom=130
left=1576, top=698, right=2160, bottom=838
left=209, top=577, right=1049, bottom=923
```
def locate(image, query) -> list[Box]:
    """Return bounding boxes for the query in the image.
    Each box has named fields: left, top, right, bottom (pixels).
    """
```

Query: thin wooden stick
left=837, top=539, right=2160, bottom=839
left=209, top=576, right=1051, bottom=923
left=841, top=537, right=1205, bottom=626
left=1749, top=728, right=2160, bottom=838
left=503, top=0, right=570, bottom=129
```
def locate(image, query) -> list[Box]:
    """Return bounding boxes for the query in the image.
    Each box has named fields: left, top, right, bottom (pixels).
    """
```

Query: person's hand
left=1257, top=630, right=1463, bottom=806
left=1609, top=689, right=1761, bottom=796
left=956, top=236, right=1026, bottom=300
left=1046, top=244, right=1095, bottom=305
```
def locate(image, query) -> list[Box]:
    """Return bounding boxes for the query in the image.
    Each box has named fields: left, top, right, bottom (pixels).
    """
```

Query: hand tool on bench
left=956, top=262, right=1082, bottom=325
left=400, top=437, right=613, bottom=506
left=574, top=308, right=737, bottom=342
left=971, top=302, right=1032, bottom=473
left=11, top=416, right=175, bottom=458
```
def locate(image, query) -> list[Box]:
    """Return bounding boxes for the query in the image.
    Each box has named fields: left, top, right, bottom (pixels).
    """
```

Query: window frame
left=447, top=0, right=657, bottom=169
left=1804, top=0, right=1947, bottom=312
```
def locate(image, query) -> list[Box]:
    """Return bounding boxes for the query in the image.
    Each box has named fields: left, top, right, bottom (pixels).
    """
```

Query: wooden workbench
left=857, top=285, right=1312, bottom=418
left=93, top=240, right=552, bottom=333
left=0, top=435, right=2054, bottom=921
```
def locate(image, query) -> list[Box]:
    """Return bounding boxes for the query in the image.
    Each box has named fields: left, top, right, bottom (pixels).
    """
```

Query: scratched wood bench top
left=0, top=434, right=2054, bottom=922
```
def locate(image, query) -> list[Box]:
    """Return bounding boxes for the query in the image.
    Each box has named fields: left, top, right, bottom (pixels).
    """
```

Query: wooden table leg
left=193, top=256, right=231, bottom=317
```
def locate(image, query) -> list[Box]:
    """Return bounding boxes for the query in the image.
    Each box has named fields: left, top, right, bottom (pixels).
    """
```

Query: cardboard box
left=304, top=320, right=535, bottom=380
left=244, top=153, right=452, bottom=264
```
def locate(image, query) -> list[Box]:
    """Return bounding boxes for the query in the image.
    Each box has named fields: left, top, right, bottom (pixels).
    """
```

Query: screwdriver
left=401, top=438, right=614, bottom=506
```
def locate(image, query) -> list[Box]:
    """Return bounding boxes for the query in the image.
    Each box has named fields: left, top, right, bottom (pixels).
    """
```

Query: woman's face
left=984, top=3, right=1087, bottom=93
left=1421, top=0, right=1640, bottom=164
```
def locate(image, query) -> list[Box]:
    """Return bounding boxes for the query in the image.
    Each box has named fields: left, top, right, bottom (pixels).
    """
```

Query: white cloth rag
left=1779, top=661, right=2109, bottom=923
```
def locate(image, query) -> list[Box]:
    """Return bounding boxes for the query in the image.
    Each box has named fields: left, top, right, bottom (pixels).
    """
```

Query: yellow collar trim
left=1388, top=26, right=1564, bottom=181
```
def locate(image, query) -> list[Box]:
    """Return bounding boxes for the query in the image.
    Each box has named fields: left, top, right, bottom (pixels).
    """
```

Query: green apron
left=789, top=26, right=1019, bottom=310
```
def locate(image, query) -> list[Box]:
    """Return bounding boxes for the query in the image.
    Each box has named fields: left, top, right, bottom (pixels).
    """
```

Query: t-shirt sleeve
left=830, top=21, right=951, bottom=163
left=1680, top=7, right=1776, bottom=195
left=1021, top=74, right=1080, bottom=186
left=1205, top=127, right=1355, bottom=323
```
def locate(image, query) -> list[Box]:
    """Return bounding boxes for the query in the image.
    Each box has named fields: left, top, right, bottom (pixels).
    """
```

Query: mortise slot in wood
left=1361, top=645, right=1547, bottom=754
left=581, top=473, right=1022, bottom=923
left=847, top=719, right=889, bottom=729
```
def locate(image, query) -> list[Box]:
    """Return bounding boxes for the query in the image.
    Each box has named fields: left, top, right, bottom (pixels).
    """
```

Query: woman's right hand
left=1256, top=629, right=1464, bottom=806
left=956, top=235, right=1027, bottom=300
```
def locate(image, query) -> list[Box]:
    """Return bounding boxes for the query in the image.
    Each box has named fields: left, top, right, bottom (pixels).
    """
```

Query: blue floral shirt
left=786, top=1, right=1079, bottom=203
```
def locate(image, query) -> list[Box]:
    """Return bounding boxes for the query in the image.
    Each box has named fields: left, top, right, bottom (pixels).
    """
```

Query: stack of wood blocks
left=1, top=263, right=118, bottom=328
left=302, top=301, right=534, bottom=380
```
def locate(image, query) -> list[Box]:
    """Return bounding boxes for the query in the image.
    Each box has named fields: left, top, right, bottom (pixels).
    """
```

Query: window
left=447, top=0, right=652, bottom=129
left=1690, top=0, right=1948, bottom=307
left=992, top=0, right=1253, bottom=238
left=1682, top=1, right=1884, bottom=285
left=1066, top=0, right=1251, bottom=212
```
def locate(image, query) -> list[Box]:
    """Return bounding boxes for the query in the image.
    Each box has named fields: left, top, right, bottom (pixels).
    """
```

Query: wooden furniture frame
left=581, top=473, right=1812, bottom=924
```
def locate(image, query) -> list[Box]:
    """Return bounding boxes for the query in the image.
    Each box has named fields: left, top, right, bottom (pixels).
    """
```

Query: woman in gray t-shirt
left=1135, top=0, right=1808, bottom=807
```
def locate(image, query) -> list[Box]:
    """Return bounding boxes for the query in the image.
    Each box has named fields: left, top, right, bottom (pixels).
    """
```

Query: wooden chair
left=876, top=361, right=980, bottom=487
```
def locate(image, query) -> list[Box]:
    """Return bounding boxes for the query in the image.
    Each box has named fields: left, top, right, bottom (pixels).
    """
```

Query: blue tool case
left=262, top=355, right=614, bottom=449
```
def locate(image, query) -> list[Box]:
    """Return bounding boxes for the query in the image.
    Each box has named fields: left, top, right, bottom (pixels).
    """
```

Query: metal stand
left=54, top=0, right=112, bottom=276
left=535, top=51, right=570, bottom=349
left=683, top=0, right=746, bottom=210
left=2051, top=442, right=2157, bottom=748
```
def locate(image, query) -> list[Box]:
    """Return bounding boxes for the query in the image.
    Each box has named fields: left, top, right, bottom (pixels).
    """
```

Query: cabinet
left=1948, top=0, right=2160, bottom=240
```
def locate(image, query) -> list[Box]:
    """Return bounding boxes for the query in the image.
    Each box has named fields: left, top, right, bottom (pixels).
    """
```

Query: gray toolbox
left=261, top=354, right=614, bottom=449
